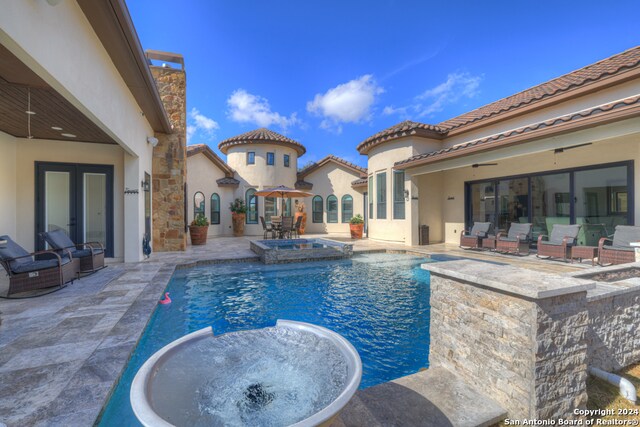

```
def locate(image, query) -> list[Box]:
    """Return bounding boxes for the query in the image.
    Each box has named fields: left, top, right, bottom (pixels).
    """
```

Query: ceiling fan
left=471, top=163, right=498, bottom=168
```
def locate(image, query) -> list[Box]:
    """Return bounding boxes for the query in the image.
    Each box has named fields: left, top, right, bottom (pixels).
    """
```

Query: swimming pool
left=99, top=253, right=433, bottom=426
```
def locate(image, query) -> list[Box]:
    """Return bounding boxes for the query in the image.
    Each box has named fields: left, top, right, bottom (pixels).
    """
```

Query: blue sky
left=128, top=1, right=639, bottom=168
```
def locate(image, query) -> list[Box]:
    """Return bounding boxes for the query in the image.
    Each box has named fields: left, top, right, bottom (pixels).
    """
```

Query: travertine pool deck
left=0, top=235, right=587, bottom=426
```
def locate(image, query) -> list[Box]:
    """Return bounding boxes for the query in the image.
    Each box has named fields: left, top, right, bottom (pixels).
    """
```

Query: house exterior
left=186, top=130, right=366, bottom=236
left=359, top=46, right=640, bottom=247
left=0, top=1, right=187, bottom=262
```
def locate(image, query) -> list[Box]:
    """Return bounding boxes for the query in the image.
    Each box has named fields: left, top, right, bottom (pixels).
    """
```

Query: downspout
left=589, top=366, right=637, bottom=404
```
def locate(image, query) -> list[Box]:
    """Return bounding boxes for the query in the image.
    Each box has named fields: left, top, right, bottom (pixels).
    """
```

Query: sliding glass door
left=36, top=162, right=114, bottom=257
left=465, top=161, right=633, bottom=244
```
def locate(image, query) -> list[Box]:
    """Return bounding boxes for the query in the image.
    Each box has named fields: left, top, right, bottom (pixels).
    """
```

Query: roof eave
left=443, top=63, right=640, bottom=137
left=357, top=127, right=445, bottom=155
left=396, top=100, right=640, bottom=170
left=77, top=0, right=173, bottom=134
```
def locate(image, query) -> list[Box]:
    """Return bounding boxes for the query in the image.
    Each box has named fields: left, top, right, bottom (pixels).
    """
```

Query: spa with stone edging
left=250, top=238, right=353, bottom=264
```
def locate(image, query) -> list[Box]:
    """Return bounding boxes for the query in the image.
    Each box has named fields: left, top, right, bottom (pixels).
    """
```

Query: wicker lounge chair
left=536, top=224, right=581, bottom=262
left=598, top=225, right=640, bottom=266
left=496, top=223, right=533, bottom=255
left=460, top=222, right=494, bottom=249
left=41, top=229, right=105, bottom=274
left=0, top=235, right=79, bottom=296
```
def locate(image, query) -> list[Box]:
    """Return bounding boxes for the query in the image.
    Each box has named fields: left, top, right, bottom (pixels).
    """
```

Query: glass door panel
left=469, top=181, right=496, bottom=226
left=83, top=173, right=107, bottom=247
left=574, top=165, right=629, bottom=244
left=45, top=171, right=73, bottom=239
left=497, top=178, right=529, bottom=231
left=530, top=173, right=570, bottom=241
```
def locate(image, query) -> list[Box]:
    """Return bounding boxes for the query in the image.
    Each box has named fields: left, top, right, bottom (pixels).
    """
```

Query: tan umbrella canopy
left=254, top=185, right=313, bottom=199
left=254, top=185, right=313, bottom=216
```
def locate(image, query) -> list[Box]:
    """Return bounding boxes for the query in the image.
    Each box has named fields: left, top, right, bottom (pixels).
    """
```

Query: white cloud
left=227, top=89, right=298, bottom=129
left=187, top=108, right=219, bottom=142
left=383, top=72, right=482, bottom=119
left=416, top=72, right=481, bottom=116
left=307, top=75, right=384, bottom=133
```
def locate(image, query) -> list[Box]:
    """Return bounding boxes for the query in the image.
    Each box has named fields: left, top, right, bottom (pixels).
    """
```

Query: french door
left=35, top=162, right=114, bottom=257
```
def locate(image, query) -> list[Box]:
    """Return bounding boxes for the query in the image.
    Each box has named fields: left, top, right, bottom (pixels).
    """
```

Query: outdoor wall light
left=404, top=189, right=410, bottom=201
left=147, top=137, right=159, bottom=147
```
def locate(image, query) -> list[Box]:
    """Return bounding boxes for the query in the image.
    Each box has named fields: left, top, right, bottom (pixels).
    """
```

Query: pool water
left=99, top=253, right=433, bottom=426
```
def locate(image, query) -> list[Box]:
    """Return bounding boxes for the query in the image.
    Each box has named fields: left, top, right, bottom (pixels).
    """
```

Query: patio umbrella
left=254, top=185, right=313, bottom=216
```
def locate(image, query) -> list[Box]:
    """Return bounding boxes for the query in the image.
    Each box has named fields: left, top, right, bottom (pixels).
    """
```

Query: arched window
left=210, top=193, right=220, bottom=224
left=326, top=195, right=338, bottom=223
left=341, top=195, right=353, bottom=223
left=246, top=189, right=258, bottom=224
left=312, top=196, right=323, bottom=223
left=194, top=192, right=205, bottom=220
left=265, top=197, right=277, bottom=222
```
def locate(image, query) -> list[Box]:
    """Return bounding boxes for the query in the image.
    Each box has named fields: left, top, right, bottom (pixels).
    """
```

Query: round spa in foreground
left=130, top=320, right=362, bottom=427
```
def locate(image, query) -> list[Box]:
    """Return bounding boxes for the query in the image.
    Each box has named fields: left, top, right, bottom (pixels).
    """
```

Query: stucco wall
left=15, top=139, right=125, bottom=259
left=0, top=131, right=17, bottom=238
left=300, top=163, right=364, bottom=234
left=186, top=153, right=235, bottom=237
left=366, top=139, right=426, bottom=243
left=226, top=144, right=298, bottom=189
left=0, top=0, right=156, bottom=262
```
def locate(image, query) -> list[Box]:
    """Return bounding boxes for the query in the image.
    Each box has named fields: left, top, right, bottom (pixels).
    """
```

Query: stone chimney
left=147, top=51, right=187, bottom=252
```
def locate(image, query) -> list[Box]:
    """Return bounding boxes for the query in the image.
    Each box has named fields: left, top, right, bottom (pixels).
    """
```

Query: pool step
left=332, top=366, right=506, bottom=427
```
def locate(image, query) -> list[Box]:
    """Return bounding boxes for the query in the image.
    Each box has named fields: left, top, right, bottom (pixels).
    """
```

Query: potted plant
left=229, top=198, right=247, bottom=237
left=189, top=214, right=209, bottom=245
left=349, top=214, right=364, bottom=239
left=294, top=201, right=307, bottom=235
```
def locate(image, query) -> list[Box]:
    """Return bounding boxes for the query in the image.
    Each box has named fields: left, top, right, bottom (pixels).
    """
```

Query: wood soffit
left=0, top=44, right=116, bottom=144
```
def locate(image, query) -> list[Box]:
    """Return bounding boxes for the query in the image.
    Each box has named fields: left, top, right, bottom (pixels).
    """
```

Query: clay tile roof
left=357, top=46, right=640, bottom=154
left=437, top=46, right=640, bottom=132
left=395, top=95, right=640, bottom=169
left=297, top=154, right=367, bottom=179
left=218, top=128, right=306, bottom=156
left=216, top=177, right=240, bottom=186
left=186, top=144, right=235, bottom=176
left=356, top=120, right=445, bottom=154
left=351, top=177, right=368, bottom=187
left=294, top=180, right=313, bottom=190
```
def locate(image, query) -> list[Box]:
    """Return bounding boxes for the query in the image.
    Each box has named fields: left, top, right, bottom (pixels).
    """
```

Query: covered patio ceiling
left=0, top=43, right=116, bottom=144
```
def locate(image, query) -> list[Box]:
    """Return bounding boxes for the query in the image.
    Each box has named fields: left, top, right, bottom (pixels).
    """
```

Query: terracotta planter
left=232, top=212, right=245, bottom=237
left=350, top=223, right=364, bottom=239
left=189, top=225, right=209, bottom=245
left=294, top=212, right=307, bottom=235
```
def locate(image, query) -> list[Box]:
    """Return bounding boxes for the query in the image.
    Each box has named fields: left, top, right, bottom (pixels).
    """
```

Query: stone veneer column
left=425, top=260, right=594, bottom=420
left=150, top=65, right=187, bottom=252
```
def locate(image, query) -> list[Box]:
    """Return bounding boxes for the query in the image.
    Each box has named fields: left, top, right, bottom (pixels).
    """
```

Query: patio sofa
left=0, top=235, right=79, bottom=296
left=536, top=224, right=581, bottom=262
left=598, top=225, right=640, bottom=266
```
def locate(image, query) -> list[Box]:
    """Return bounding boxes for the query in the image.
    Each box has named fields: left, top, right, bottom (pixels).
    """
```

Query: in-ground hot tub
left=130, top=320, right=362, bottom=427
left=250, top=238, right=353, bottom=264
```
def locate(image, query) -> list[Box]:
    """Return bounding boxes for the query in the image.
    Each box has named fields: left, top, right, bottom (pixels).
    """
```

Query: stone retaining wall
left=426, top=261, right=594, bottom=420
left=587, top=287, right=640, bottom=371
